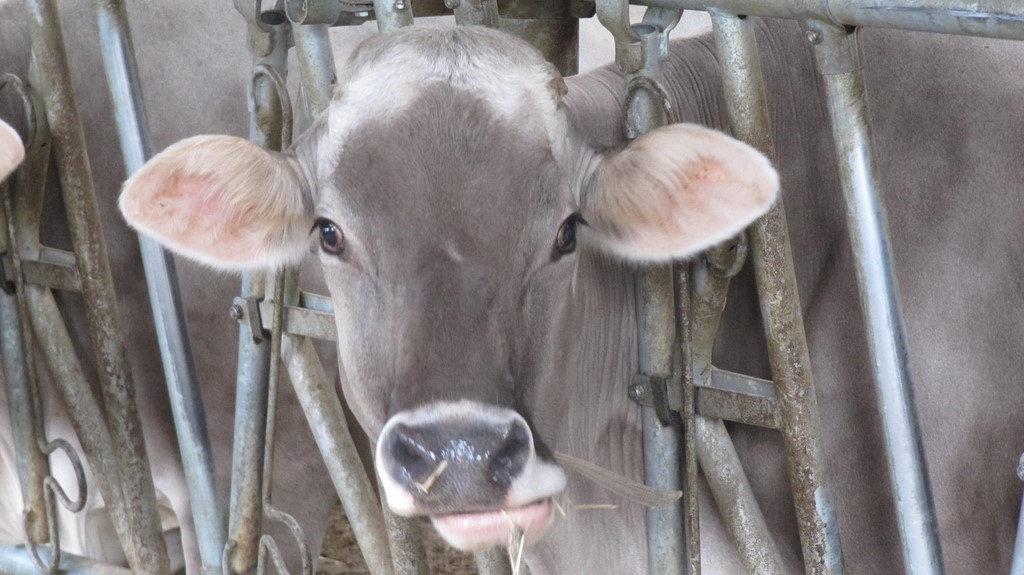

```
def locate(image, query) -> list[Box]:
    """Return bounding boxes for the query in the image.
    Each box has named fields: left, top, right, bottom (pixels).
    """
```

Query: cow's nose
left=375, top=402, right=563, bottom=516
left=384, top=416, right=531, bottom=490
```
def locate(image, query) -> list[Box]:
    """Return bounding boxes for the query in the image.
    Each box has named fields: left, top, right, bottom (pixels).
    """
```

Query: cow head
left=120, top=26, right=777, bottom=551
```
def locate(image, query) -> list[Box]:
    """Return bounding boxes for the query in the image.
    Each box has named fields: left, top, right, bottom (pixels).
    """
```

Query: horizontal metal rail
left=634, top=0, right=1024, bottom=40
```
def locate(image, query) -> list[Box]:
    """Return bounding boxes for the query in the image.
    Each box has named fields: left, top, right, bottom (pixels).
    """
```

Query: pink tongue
left=431, top=500, right=553, bottom=550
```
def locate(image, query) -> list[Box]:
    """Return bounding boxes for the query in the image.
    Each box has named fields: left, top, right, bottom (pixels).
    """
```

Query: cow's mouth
left=430, top=498, right=555, bottom=551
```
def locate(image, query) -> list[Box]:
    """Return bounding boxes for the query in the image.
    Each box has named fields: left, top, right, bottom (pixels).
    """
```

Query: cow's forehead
left=319, top=26, right=567, bottom=181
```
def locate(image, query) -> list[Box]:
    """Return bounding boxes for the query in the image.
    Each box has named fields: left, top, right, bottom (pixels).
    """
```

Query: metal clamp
left=629, top=373, right=681, bottom=427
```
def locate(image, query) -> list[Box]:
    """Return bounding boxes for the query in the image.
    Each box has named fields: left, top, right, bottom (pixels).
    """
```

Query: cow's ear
left=0, top=119, right=25, bottom=182
left=120, top=135, right=313, bottom=271
left=580, top=124, right=777, bottom=262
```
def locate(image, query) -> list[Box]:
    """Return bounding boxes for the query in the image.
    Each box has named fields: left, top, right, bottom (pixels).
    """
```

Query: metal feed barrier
left=0, top=1, right=1022, bottom=574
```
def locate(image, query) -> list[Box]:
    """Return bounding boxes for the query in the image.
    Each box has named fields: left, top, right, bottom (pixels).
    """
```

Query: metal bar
left=258, top=299, right=337, bottom=341
left=1011, top=454, right=1024, bottom=575
left=0, top=545, right=132, bottom=575
left=674, top=263, right=700, bottom=575
left=0, top=176, right=49, bottom=545
left=373, top=0, right=414, bottom=31
left=22, top=286, right=135, bottom=566
left=690, top=246, right=792, bottom=575
left=694, top=387, right=778, bottom=429
left=592, top=9, right=687, bottom=573
left=714, top=14, right=844, bottom=574
left=807, top=20, right=943, bottom=575
left=283, top=335, right=395, bottom=575
left=225, top=272, right=272, bottom=575
left=382, top=505, right=428, bottom=575
left=634, top=0, right=1024, bottom=41
left=225, top=12, right=289, bottom=572
left=94, top=3, right=227, bottom=574
left=694, top=417, right=793, bottom=575
left=23, top=1, right=169, bottom=571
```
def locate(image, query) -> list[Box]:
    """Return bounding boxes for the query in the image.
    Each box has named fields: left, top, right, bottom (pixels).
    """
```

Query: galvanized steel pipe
left=636, top=0, right=1024, bottom=41
left=225, top=12, right=289, bottom=572
left=713, top=12, right=844, bottom=575
left=690, top=252, right=791, bottom=575
left=808, top=20, right=944, bottom=575
left=94, top=2, right=227, bottom=573
left=283, top=335, right=396, bottom=575
left=23, top=0, right=169, bottom=571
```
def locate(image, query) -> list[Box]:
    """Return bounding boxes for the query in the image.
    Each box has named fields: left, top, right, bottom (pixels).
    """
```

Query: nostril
left=488, top=420, right=531, bottom=487
left=389, top=424, right=436, bottom=482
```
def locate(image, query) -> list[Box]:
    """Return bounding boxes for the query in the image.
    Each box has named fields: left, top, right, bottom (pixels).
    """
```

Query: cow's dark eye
left=555, top=213, right=585, bottom=256
left=315, top=218, right=345, bottom=255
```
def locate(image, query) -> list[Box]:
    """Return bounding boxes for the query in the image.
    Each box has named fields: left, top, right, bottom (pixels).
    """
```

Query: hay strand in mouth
left=572, top=503, right=618, bottom=511
left=503, top=511, right=528, bottom=575
left=554, top=451, right=682, bottom=508
left=413, top=460, right=449, bottom=495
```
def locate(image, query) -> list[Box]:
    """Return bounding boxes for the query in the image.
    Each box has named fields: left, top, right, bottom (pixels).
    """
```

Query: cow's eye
left=555, top=213, right=585, bottom=256
left=315, top=218, right=345, bottom=255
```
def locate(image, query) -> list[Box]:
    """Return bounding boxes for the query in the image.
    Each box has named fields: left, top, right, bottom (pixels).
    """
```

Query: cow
left=2, top=3, right=1024, bottom=575
left=117, top=14, right=1024, bottom=575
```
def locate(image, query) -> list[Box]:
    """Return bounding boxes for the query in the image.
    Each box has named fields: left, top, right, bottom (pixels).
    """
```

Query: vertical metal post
left=225, top=11, right=288, bottom=574
left=713, top=13, right=843, bottom=575
left=806, top=20, right=944, bottom=575
left=94, top=2, right=226, bottom=573
left=629, top=22, right=685, bottom=575
left=23, top=0, right=169, bottom=572
left=674, top=263, right=700, bottom=575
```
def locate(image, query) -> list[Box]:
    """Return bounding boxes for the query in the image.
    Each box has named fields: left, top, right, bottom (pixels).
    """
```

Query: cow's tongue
left=430, top=499, right=555, bottom=551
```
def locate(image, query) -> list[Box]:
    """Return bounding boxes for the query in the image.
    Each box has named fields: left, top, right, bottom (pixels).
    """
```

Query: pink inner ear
left=587, top=124, right=778, bottom=262
left=127, top=171, right=267, bottom=262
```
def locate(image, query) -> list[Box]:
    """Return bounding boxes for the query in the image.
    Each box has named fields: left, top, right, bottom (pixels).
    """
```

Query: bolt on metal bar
left=634, top=0, right=1024, bottom=41
left=1011, top=454, right=1024, bottom=575
left=23, top=0, right=169, bottom=571
left=93, top=2, right=227, bottom=573
left=807, top=20, right=943, bottom=575
left=712, top=13, right=844, bottom=575
left=0, top=545, right=132, bottom=575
